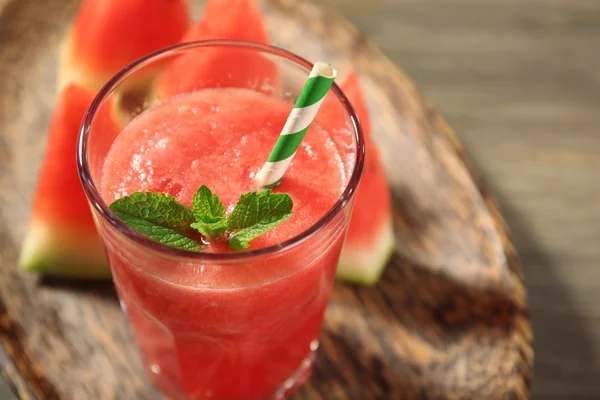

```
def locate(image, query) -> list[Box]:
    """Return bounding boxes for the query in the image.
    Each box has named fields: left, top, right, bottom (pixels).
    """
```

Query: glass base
left=272, top=343, right=317, bottom=400
left=150, top=341, right=319, bottom=400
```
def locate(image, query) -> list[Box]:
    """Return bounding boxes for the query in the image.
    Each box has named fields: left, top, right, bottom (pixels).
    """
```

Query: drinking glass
left=77, top=40, right=364, bottom=400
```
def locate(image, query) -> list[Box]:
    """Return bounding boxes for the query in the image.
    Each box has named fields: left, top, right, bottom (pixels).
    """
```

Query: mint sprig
left=109, top=185, right=293, bottom=252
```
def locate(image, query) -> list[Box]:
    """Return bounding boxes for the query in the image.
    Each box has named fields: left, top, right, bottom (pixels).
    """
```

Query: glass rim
left=77, top=39, right=365, bottom=262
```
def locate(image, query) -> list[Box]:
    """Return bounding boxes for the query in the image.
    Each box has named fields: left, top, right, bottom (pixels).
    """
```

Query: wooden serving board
left=0, top=0, right=533, bottom=398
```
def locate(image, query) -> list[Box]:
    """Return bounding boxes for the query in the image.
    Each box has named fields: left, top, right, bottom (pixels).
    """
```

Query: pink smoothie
left=99, top=88, right=348, bottom=399
left=102, top=88, right=345, bottom=252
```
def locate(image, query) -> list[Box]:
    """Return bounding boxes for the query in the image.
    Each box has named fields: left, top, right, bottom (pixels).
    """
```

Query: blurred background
left=1, top=0, right=599, bottom=398
left=323, top=0, right=599, bottom=398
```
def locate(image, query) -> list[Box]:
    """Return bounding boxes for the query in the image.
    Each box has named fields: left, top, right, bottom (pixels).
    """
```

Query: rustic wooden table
left=319, top=0, right=600, bottom=398
left=0, top=0, right=598, bottom=399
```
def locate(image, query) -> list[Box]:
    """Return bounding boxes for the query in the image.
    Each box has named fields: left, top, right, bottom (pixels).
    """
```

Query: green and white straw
left=255, top=61, right=337, bottom=189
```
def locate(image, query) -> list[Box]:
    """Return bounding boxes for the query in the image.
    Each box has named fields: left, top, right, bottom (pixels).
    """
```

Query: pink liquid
left=100, top=88, right=347, bottom=399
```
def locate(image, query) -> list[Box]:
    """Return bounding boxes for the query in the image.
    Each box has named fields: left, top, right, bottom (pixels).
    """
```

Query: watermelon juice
left=78, top=42, right=363, bottom=400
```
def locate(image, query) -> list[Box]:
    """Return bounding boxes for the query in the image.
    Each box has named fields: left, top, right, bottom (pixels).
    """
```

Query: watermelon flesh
left=319, top=72, right=395, bottom=285
left=20, top=84, right=119, bottom=278
left=154, top=0, right=278, bottom=99
left=182, top=0, right=269, bottom=44
left=58, top=0, right=190, bottom=91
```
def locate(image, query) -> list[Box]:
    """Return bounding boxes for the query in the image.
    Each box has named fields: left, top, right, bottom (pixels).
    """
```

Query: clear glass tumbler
left=77, top=40, right=364, bottom=400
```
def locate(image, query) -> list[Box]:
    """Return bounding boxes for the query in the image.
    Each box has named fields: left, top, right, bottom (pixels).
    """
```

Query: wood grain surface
left=0, top=0, right=536, bottom=399
left=319, top=0, right=600, bottom=398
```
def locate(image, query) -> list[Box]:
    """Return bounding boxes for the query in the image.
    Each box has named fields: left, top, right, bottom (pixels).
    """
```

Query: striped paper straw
left=255, top=62, right=337, bottom=189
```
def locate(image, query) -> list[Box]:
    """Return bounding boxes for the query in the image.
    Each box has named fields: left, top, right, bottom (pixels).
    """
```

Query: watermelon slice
left=319, top=72, right=395, bottom=285
left=58, top=0, right=190, bottom=91
left=154, top=0, right=278, bottom=99
left=20, top=84, right=119, bottom=278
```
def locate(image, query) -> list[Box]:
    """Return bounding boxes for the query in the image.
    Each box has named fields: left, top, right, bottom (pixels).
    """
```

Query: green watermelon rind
left=19, top=222, right=110, bottom=279
left=336, top=217, right=395, bottom=286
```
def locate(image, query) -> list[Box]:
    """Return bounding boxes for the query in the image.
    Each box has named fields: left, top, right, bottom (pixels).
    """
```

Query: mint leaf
left=109, top=192, right=200, bottom=251
left=190, top=185, right=228, bottom=238
left=227, top=190, right=293, bottom=251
